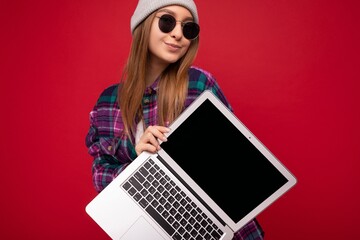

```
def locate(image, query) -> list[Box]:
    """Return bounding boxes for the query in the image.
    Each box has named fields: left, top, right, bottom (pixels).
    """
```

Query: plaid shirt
left=85, top=66, right=264, bottom=239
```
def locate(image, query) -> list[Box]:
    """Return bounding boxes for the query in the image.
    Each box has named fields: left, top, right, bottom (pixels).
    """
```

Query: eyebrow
left=156, top=9, right=194, bottom=22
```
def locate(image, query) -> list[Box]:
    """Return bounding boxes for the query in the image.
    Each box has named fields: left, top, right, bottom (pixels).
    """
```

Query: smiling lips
left=165, top=42, right=181, bottom=50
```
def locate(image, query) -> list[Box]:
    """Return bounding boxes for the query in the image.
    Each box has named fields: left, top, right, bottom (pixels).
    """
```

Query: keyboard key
left=195, top=214, right=203, bottom=222
left=133, top=193, right=142, bottom=202
left=129, top=177, right=142, bottom=191
left=151, top=200, right=159, bottom=208
left=183, top=232, right=191, bottom=239
left=213, top=223, right=218, bottom=230
left=139, top=198, right=149, bottom=208
left=172, top=221, right=180, bottom=230
left=134, top=172, right=145, bottom=183
left=159, top=177, right=167, bottom=185
left=168, top=196, right=175, bottom=204
left=122, top=181, right=131, bottom=190
left=146, top=194, right=154, bottom=202
left=148, top=186, right=156, bottom=194
left=173, top=232, right=182, bottom=240
left=178, top=206, right=185, bottom=214
left=165, top=182, right=172, bottom=190
left=157, top=205, right=164, bottom=213
left=154, top=164, right=160, bottom=170
left=185, top=223, right=192, bottom=232
left=180, top=199, right=187, bottom=206
left=200, top=219, right=208, bottom=228
left=146, top=205, right=175, bottom=236
left=204, top=233, right=211, bottom=240
left=152, top=180, right=159, bottom=188
left=163, top=190, right=170, bottom=199
left=175, top=193, right=183, bottom=201
left=164, top=202, right=171, bottom=210
left=185, top=203, right=192, bottom=211
left=154, top=191, right=161, bottom=199
left=159, top=197, right=166, bottom=205
left=162, top=210, right=170, bottom=219
left=157, top=185, right=165, bottom=193
left=183, top=212, right=191, bottom=220
left=149, top=167, right=156, bottom=174
left=194, top=223, right=201, bottom=230
left=143, top=181, right=151, bottom=189
left=190, top=229, right=198, bottom=237
left=169, top=207, right=177, bottom=216
left=178, top=226, right=185, bottom=235
left=128, top=187, right=136, bottom=196
left=199, top=228, right=206, bottom=236
left=174, top=213, right=182, bottom=221
left=167, top=216, right=175, bottom=224
left=211, top=229, right=221, bottom=240
left=173, top=201, right=180, bottom=209
left=189, top=217, right=196, bottom=225
left=190, top=209, right=197, bottom=217
left=206, top=225, right=213, bottom=233
left=196, top=235, right=203, bottom=240
left=140, top=189, right=148, bottom=197
left=170, top=188, right=177, bottom=195
left=147, top=175, right=154, bottom=182
left=154, top=172, right=161, bottom=180
left=143, top=162, right=151, bottom=169
left=180, top=219, right=187, bottom=226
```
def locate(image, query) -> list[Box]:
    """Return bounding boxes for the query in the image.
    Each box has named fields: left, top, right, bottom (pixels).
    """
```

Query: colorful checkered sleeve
left=85, top=84, right=136, bottom=192
left=233, top=219, right=265, bottom=239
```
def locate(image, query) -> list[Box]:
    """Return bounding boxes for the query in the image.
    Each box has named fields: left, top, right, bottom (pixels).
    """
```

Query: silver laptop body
left=86, top=90, right=297, bottom=240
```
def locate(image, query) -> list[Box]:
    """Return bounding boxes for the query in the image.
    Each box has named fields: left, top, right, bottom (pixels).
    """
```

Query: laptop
left=86, top=90, right=297, bottom=240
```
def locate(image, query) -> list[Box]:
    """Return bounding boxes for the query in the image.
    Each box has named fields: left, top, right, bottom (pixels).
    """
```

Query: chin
left=164, top=55, right=183, bottom=64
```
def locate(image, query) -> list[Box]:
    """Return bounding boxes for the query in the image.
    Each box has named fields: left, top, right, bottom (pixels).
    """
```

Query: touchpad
left=120, top=216, right=165, bottom=240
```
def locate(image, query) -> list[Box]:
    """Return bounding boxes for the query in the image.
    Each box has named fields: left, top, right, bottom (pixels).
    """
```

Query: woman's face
left=148, top=5, right=193, bottom=69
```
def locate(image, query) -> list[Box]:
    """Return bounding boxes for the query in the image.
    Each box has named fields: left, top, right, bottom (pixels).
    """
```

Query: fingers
left=135, top=125, right=170, bottom=155
left=146, top=125, right=170, bottom=142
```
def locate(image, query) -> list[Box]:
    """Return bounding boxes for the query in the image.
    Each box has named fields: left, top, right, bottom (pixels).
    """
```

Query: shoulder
left=186, top=66, right=232, bottom=111
left=188, top=66, right=217, bottom=84
left=95, top=84, right=119, bottom=105
left=187, top=66, right=219, bottom=92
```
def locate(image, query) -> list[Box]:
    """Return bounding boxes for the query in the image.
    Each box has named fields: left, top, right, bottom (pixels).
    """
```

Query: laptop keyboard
left=122, top=158, right=224, bottom=240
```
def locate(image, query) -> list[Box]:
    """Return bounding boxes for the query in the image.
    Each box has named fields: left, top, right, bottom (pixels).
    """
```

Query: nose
left=170, top=22, right=183, bottom=39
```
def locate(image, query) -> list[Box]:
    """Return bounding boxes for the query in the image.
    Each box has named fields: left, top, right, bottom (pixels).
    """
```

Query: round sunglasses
left=156, top=14, right=200, bottom=40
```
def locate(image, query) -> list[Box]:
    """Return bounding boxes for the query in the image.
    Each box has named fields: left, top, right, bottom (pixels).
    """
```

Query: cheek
left=148, top=35, right=160, bottom=54
left=180, top=42, right=191, bottom=57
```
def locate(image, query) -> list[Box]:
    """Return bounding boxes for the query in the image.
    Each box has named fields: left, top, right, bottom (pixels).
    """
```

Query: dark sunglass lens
left=159, top=14, right=176, bottom=33
left=183, top=22, right=200, bottom=40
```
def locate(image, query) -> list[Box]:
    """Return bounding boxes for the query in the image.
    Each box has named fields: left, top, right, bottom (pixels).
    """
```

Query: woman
left=86, top=0, right=264, bottom=239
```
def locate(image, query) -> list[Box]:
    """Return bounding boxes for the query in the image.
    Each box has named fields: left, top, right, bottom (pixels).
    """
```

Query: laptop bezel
left=158, top=90, right=297, bottom=232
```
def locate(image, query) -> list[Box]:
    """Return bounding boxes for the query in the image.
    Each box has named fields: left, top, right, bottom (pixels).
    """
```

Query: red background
left=1, top=0, right=359, bottom=239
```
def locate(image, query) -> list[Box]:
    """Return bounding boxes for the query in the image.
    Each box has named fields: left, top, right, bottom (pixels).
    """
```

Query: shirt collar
left=145, top=76, right=160, bottom=94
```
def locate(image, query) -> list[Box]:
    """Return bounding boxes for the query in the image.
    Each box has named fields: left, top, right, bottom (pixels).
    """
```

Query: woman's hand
left=135, top=125, right=170, bottom=156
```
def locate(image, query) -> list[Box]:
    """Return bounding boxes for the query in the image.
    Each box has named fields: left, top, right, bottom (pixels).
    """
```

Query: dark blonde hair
left=119, top=12, right=199, bottom=138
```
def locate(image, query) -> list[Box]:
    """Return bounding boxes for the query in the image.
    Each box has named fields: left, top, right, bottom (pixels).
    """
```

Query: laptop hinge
left=156, top=154, right=226, bottom=226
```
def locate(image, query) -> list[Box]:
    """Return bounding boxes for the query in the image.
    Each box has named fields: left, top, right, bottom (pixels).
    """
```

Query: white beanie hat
left=130, top=0, right=199, bottom=33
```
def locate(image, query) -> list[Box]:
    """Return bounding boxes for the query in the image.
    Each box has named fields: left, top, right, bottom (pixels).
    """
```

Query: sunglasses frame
left=156, top=14, right=200, bottom=40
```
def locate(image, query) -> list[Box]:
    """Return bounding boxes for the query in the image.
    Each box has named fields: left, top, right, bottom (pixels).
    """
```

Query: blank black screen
left=160, top=99, right=288, bottom=222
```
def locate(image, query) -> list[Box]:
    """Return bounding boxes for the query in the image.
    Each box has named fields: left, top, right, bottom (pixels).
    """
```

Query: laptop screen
left=161, top=99, right=288, bottom=223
